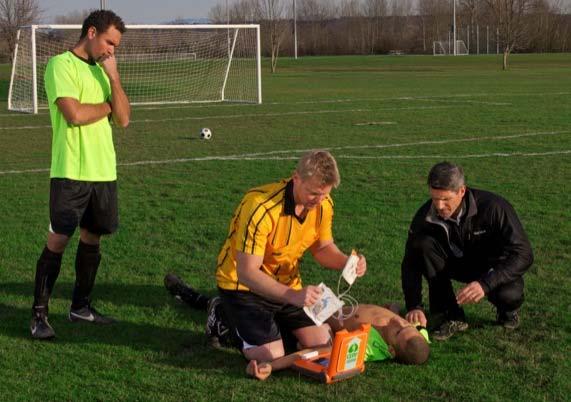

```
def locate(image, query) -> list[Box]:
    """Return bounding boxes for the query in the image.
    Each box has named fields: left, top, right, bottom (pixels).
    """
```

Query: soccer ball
left=200, top=128, right=212, bottom=140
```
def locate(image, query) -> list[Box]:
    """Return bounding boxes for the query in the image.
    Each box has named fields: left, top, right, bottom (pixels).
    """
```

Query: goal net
left=8, top=24, right=262, bottom=113
left=433, top=40, right=469, bottom=56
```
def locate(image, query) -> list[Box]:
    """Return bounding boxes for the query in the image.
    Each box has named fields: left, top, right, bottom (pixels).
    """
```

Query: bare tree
left=460, top=0, right=483, bottom=53
left=257, top=0, right=288, bottom=73
left=231, top=0, right=258, bottom=23
left=207, top=0, right=571, bottom=56
left=362, top=0, right=388, bottom=54
left=339, top=0, right=362, bottom=17
left=208, top=3, right=226, bottom=23
left=388, top=0, right=414, bottom=50
left=418, top=0, right=450, bottom=53
left=338, top=0, right=365, bottom=53
left=0, top=0, right=40, bottom=61
left=298, top=0, right=336, bottom=55
left=54, top=9, right=92, bottom=24
left=485, top=0, right=532, bottom=69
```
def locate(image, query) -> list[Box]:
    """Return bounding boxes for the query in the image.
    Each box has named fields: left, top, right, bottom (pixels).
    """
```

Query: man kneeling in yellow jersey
left=212, top=151, right=367, bottom=373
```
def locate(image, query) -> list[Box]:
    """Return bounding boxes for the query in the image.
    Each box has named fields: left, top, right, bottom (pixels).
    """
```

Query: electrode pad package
left=303, top=283, right=345, bottom=326
left=341, top=253, right=359, bottom=285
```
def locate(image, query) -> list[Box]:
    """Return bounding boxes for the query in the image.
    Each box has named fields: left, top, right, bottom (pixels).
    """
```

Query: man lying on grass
left=164, top=273, right=430, bottom=379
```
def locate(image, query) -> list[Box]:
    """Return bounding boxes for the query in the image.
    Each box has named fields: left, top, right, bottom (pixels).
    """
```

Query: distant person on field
left=164, top=273, right=430, bottom=379
left=31, top=10, right=130, bottom=340
left=179, top=150, right=367, bottom=372
left=401, top=161, right=533, bottom=341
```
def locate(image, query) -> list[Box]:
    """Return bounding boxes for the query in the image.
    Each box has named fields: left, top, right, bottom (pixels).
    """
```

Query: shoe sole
left=502, top=323, right=520, bottom=330
left=31, top=327, right=56, bottom=340
left=31, top=331, right=56, bottom=340
left=69, top=313, right=116, bottom=325
left=432, top=323, right=469, bottom=341
left=31, top=320, right=56, bottom=340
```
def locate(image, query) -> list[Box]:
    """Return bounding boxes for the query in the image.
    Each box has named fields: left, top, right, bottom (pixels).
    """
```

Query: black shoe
left=30, top=308, right=55, bottom=340
left=206, top=296, right=230, bottom=347
left=164, top=273, right=209, bottom=310
left=164, top=273, right=186, bottom=297
left=432, top=320, right=469, bottom=341
left=69, top=304, right=116, bottom=324
left=497, top=310, right=520, bottom=330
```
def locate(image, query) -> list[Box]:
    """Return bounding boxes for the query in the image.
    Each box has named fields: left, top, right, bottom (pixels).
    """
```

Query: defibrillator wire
left=332, top=271, right=359, bottom=323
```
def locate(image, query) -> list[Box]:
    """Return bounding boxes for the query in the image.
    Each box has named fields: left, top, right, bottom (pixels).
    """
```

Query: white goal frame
left=433, top=40, right=469, bottom=56
left=8, top=24, right=262, bottom=113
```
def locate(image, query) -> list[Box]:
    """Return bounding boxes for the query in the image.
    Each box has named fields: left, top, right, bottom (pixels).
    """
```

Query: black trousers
left=412, top=235, right=524, bottom=319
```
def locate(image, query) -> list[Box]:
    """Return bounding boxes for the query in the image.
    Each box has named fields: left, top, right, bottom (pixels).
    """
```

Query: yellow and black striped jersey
left=216, top=179, right=334, bottom=291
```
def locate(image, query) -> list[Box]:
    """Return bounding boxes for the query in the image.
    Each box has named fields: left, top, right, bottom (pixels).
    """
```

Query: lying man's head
left=381, top=316, right=430, bottom=365
left=329, top=305, right=430, bottom=365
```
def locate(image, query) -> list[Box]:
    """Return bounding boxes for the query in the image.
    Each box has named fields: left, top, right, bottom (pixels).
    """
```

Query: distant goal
left=8, top=24, right=262, bottom=113
left=433, top=40, right=469, bottom=56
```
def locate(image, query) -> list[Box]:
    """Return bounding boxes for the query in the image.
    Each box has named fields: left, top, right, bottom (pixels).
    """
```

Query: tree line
left=1, top=0, right=569, bottom=69
left=210, top=0, right=570, bottom=70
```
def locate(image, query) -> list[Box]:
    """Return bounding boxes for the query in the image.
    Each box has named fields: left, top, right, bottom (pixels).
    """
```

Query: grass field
left=1, top=53, right=570, bottom=401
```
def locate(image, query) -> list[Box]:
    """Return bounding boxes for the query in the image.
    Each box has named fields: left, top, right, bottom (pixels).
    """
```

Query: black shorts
left=218, top=288, right=316, bottom=348
left=49, top=178, right=118, bottom=237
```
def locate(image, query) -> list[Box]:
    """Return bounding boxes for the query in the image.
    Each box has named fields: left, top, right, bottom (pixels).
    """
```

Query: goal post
left=8, top=24, right=262, bottom=113
left=433, top=40, right=469, bottom=56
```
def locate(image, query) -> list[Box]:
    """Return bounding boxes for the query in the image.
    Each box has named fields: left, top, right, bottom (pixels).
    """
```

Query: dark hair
left=80, top=10, right=126, bottom=39
left=396, top=336, right=430, bottom=365
left=427, top=161, right=465, bottom=191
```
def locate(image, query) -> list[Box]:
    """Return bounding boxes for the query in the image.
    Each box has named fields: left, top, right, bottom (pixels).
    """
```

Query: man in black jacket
left=401, top=161, right=533, bottom=341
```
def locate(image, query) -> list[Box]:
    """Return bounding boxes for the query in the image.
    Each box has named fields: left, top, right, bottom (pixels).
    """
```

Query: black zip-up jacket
left=401, top=188, right=534, bottom=312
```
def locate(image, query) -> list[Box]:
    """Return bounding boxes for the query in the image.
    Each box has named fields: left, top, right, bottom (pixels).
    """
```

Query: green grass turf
left=1, top=53, right=570, bottom=401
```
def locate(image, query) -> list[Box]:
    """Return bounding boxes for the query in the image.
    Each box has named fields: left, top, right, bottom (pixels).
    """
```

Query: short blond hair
left=295, top=150, right=340, bottom=188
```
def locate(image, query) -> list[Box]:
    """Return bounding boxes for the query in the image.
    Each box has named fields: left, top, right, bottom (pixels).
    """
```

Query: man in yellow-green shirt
left=214, top=150, right=367, bottom=371
left=163, top=275, right=431, bottom=378
left=31, top=10, right=130, bottom=340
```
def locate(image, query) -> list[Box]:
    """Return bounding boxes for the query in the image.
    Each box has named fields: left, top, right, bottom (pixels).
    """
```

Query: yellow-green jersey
left=44, top=51, right=116, bottom=181
left=216, top=179, right=334, bottom=291
left=366, top=327, right=393, bottom=361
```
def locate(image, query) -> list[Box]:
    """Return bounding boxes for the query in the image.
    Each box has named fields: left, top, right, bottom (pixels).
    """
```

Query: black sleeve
left=478, top=200, right=534, bottom=293
left=401, top=228, right=425, bottom=312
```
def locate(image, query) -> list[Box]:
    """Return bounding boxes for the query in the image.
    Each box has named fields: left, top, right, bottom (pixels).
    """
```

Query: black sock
left=179, top=286, right=209, bottom=311
left=33, top=246, right=63, bottom=312
left=71, top=241, right=101, bottom=310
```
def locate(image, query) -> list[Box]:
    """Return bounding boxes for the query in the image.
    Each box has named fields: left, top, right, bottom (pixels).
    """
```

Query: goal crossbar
left=8, top=24, right=262, bottom=113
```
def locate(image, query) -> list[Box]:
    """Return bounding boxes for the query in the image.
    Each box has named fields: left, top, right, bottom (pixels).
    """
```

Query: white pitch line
left=0, top=113, right=49, bottom=117
left=0, top=105, right=456, bottom=131
left=131, top=108, right=373, bottom=123
left=2, top=130, right=569, bottom=176
left=0, top=167, right=50, bottom=175
left=1, top=90, right=569, bottom=117
left=354, top=121, right=397, bottom=126
left=0, top=109, right=372, bottom=130
left=129, top=105, right=454, bottom=124
left=133, top=90, right=571, bottom=109
left=209, top=130, right=571, bottom=158
left=334, top=150, right=571, bottom=160
left=118, top=149, right=571, bottom=162
left=414, top=98, right=511, bottom=106
left=107, top=149, right=571, bottom=164
left=131, top=90, right=571, bottom=109
left=0, top=125, right=52, bottom=130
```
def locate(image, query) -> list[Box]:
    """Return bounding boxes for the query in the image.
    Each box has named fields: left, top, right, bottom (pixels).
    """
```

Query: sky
left=40, top=0, right=219, bottom=24
left=39, top=0, right=571, bottom=24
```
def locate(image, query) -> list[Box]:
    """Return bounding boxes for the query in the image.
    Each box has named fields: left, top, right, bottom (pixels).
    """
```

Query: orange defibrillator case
left=292, top=323, right=370, bottom=384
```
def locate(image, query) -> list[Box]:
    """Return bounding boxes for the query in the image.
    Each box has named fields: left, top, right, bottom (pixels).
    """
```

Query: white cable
left=332, top=269, right=359, bottom=323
